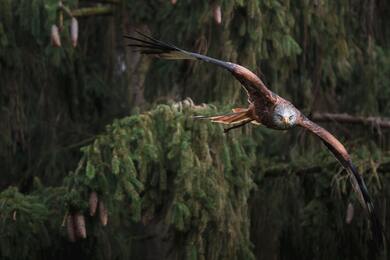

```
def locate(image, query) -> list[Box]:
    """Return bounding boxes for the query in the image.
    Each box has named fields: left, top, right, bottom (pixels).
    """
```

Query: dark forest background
left=1, top=0, right=390, bottom=259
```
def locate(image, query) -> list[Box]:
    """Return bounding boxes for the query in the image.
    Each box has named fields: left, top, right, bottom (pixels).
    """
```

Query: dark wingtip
left=192, top=115, right=209, bottom=120
left=369, top=211, right=385, bottom=252
left=135, top=30, right=148, bottom=37
left=135, top=30, right=161, bottom=44
left=348, top=163, right=385, bottom=252
left=124, top=32, right=178, bottom=56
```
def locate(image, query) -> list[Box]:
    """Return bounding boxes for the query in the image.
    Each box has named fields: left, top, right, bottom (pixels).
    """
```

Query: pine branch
left=262, top=162, right=390, bottom=179
left=262, top=166, right=323, bottom=178
left=311, top=113, right=390, bottom=129
left=58, top=2, right=73, bottom=18
left=72, top=5, right=114, bottom=17
left=80, top=0, right=120, bottom=4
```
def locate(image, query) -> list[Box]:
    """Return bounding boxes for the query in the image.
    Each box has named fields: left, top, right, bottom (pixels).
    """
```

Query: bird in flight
left=126, top=32, right=384, bottom=249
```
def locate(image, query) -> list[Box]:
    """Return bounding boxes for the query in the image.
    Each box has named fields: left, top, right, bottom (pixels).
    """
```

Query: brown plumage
left=126, top=32, right=384, bottom=249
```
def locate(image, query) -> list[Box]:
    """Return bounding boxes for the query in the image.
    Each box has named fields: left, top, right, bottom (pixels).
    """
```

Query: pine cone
left=99, top=201, right=108, bottom=226
left=345, top=203, right=354, bottom=224
left=141, top=210, right=153, bottom=225
left=70, top=17, right=78, bottom=48
left=213, top=5, right=222, bottom=24
left=171, top=0, right=177, bottom=5
left=51, top=25, right=61, bottom=47
left=89, top=191, right=98, bottom=216
left=73, top=212, right=87, bottom=239
left=66, top=214, right=76, bottom=242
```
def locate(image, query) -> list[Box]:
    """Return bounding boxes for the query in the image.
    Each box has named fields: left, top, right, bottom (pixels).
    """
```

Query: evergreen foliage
left=64, top=103, right=256, bottom=259
left=1, top=104, right=389, bottom=259
left=0, top=0, right=389, bottom=259
left=0, top=184, right=66, bottom=260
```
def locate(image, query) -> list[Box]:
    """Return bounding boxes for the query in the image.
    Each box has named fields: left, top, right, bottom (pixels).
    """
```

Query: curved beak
left=282, top=117, right=289, bottom=125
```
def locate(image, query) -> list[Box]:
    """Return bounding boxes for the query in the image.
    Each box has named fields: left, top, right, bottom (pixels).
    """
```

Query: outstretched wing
left=125, top=32, right=278, bottom=105
left=298, top=116, right=383, bottom=249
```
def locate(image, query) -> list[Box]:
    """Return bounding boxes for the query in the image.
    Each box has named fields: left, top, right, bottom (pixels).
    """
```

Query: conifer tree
left=0, top=0, right=389, bottom=259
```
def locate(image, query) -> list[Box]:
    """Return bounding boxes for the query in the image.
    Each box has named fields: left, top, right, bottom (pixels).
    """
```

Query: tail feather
left=194, top=108, right=251, bottom=125
left=232, top=108, right=247, bottom=113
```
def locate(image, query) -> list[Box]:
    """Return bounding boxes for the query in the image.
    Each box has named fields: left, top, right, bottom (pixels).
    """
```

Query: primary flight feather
left=126, top=32, right=384, bottom=249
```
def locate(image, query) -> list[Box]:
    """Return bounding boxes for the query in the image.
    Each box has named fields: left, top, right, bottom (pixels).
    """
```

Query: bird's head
left=273, top=103, right=298, bottom=129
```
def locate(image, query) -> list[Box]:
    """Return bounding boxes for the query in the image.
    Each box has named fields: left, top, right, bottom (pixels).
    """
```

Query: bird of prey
left=126, top=32, right=384, bottom=249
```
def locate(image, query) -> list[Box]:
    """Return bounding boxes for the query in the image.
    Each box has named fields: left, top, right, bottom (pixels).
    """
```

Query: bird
left=125, top=31, right=384, bottom=249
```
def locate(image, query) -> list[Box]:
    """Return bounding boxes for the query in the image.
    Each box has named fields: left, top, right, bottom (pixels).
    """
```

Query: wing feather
left=298, top=117, right=384, bottom=249
left=125, top=32, right=277, bottom=104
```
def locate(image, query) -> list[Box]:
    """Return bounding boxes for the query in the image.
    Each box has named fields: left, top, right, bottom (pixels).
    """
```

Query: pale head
left=272, top=103, right=298, bottom=129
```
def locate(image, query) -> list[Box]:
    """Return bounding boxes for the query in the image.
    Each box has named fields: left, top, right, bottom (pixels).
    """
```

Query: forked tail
left=195, top=108, right=251, bottom=124
left=194, top=108, right=255, bottom=133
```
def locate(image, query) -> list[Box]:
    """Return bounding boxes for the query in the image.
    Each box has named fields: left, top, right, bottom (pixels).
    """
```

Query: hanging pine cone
left=141, top=209, right=153, bottom=225
left=89, top=191, right=98, bottom=216
left=345, top=203, right=354, bottom=224
left=51, top=25, right=61, bottom=47
left=70, top=17, right=78, bottom=48
left=99, top=201, right=108, bottom=226
left=73, top=212, right=87, bottom=239
left=66, top=214, right=76, bottom=242
left=213, top=4, right=222, bottom=24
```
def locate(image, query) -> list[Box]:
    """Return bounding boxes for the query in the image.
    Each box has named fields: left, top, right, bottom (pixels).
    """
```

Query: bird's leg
left=223, top=119, right=253, bottom=133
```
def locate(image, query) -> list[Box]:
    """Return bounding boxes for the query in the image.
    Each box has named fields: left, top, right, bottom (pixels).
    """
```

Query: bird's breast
left=259, top=113, right=295, bottom=130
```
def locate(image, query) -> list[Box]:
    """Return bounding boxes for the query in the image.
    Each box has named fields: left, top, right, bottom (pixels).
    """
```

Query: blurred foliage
left=63, top=103, right=256, bottom=259
left=0, top=0, right=389, bottom=259
left=0, top=184, right=67, bottom=260
left=1, top=103, right=390, bottom=259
